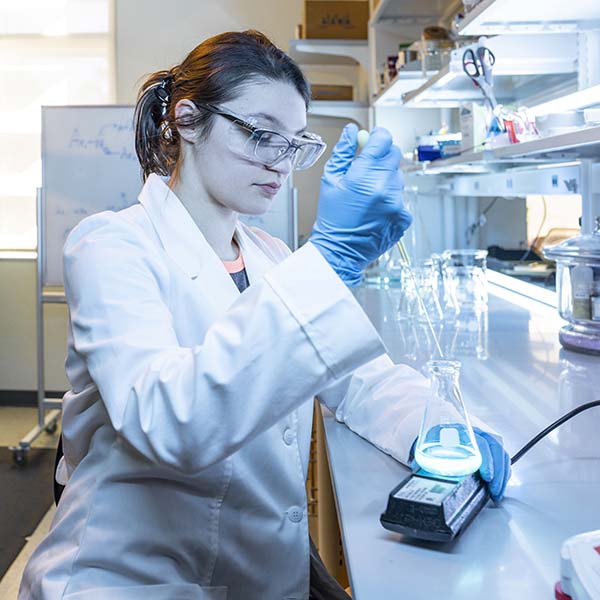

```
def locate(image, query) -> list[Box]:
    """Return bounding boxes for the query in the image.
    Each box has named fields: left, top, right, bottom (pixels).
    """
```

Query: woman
left=20, top=31, right=509, bottom=599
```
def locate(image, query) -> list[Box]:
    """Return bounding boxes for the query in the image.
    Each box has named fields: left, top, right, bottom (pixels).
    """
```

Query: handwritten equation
left=68, top=122, right=137, bottom=161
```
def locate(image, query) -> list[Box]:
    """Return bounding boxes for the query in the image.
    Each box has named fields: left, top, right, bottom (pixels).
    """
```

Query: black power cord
left=511, top=400, right=600, bottom=465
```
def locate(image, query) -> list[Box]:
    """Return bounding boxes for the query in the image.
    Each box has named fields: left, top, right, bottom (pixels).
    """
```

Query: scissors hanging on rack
left=462, top=45, right=498, bottom=110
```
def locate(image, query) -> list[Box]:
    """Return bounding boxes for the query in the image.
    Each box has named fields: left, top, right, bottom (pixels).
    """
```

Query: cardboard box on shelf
left=304, top=1, right=369, bottom=40
left=311, top=84, right=354, bottom=101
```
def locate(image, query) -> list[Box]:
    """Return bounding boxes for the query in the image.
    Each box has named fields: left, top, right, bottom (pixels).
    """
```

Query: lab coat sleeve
left=317, top=355, right=498, bottom=467
left=63, top=215, right=386, bottom=474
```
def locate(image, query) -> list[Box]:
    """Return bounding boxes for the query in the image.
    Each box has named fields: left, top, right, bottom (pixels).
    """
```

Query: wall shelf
left=404, top=149, right=491, bottom=174
left=400, top=34, right=577, bottom=107
left=289, top=38, right=370, bottom=106
left=456, top=0, right=600, bottom=35
left=370, top=0, right=461, bottom=29
left=404, top=125, right=600, bottom=176
left=494, top=125, right=600, bottom=161
left=288, top=39, right=369, bottom=70
left=373, top=66, right=437, bottom=106
left=308, top=101, right=369, bottom=125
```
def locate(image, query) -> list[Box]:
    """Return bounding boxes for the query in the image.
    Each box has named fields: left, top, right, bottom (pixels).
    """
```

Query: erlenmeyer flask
left=414, top=360, right=482, bottom=477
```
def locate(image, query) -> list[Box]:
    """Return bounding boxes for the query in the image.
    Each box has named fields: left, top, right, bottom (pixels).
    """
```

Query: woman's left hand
left=410, top=427, right=511, bottom=502
left=473, top=427, right=511, bottom=502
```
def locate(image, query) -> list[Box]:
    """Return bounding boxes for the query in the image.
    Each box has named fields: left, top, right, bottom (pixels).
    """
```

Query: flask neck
left=427, top=360, right=462, bottom=404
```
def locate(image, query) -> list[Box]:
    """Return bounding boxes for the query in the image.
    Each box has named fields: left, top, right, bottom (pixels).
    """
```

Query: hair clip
left=155, top=76, right=173, bottom=117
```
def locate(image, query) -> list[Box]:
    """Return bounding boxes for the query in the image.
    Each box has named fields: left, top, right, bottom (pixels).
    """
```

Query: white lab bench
left=321, top=282, right=600, bottom=599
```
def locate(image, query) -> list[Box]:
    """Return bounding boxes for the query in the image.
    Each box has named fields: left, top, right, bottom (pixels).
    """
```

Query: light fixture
left=536, top=161, right=581, bottom=170
left=529, top=84, right=600, bottom=117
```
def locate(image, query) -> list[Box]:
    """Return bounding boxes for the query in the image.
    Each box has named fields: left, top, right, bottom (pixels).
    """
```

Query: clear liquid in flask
left=414, top=360, right=482, bottom=477
left=415, top=425, right=482, bottom=477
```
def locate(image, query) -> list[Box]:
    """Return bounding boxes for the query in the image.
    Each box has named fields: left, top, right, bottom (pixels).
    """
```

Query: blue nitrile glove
left=474, top=428, right=511, bottom=503
left=309, top=123, right=413, bottom=286
left=408, top=427, right=511, bottom=503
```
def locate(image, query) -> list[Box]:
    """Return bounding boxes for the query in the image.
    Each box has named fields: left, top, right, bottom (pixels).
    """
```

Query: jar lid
left=544, top=217, right=600, bottom=261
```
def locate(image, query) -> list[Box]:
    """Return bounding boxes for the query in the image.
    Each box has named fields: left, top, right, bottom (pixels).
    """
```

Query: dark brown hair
left=134, top=30, right=311, bottom=181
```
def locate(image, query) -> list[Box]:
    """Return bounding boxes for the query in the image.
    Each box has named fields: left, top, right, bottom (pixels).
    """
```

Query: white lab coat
left=19, top=174, right=433, bottom=600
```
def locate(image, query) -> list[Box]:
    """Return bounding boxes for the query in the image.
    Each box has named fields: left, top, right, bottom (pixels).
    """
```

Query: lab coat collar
left=137, top=174, right=275, bottom=303
left=233, top=223, right=277, bottom=289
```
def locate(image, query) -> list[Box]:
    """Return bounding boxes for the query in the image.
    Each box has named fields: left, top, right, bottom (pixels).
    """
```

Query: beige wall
left=115, top=0, right=304, bottom=103
left=114, top=0, right=366, bottom=241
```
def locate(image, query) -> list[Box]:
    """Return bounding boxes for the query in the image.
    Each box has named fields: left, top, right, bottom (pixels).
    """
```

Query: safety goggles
left=197, top=102, right=327, bottom=171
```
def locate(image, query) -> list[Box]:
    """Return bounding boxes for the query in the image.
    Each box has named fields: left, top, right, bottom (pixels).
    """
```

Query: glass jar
left=543, top=218, right=600, bottom=355
left=432, top=252, right=459, bottom=320
left=443, top=308, right=489, bottom=361
left=396, top=262, right=419, bottom=322
left=412, top=259, right=443, bottom=323
left=442, top=249, right=488, bottom=313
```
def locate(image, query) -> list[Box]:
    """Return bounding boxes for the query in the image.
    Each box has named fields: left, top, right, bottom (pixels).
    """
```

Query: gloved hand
left=474, top=427, right=511, bottom=503
left=309, top=123, right=412, bottom=286
left=409, top=427, right=511, bottom=502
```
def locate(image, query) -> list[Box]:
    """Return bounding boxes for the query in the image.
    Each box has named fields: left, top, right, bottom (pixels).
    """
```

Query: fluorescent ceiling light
left=529, top=84, right=600, bottom=117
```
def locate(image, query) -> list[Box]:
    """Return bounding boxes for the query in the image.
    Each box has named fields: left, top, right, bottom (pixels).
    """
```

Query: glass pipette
left=355, top=129, right=444, bottom=359
left=396, top=239, right=445, bottom=359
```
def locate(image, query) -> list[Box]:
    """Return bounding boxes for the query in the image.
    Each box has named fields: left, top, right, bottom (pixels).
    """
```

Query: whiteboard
left=41, top=105, right=296, bottom=286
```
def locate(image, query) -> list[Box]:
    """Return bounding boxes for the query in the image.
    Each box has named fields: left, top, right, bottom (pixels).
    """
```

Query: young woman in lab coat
left=20, top=30, right=510, bottom=600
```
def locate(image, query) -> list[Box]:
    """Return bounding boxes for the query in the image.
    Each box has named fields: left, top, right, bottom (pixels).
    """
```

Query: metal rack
left=10, top=188, right=62, bottom=466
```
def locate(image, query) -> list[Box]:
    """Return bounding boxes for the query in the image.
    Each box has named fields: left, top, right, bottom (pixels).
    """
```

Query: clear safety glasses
left=197, top=102, right=327, bottom=171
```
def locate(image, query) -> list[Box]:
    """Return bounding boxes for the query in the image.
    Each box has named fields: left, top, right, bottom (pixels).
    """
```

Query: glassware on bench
left=443, top=249, right=488, bottom=313
left=414, top=359, right=482, bottom=477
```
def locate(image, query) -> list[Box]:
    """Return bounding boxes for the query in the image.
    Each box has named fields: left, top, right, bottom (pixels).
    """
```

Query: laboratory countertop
left=322, top=284, right=600, bottom=600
